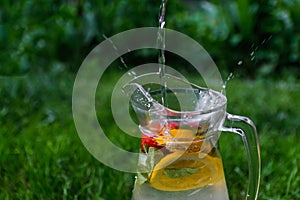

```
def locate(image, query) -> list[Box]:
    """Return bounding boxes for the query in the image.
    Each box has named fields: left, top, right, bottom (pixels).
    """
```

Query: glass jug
left=123, top=73, right=260, bottom=200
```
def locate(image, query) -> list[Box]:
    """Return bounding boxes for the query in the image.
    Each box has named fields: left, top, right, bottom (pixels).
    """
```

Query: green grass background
left=1, top=0, right=300, bottom=199
left=0, top=71, right=299, bottom=199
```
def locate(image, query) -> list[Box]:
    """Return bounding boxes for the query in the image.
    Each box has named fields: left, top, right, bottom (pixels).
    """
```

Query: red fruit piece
left=168, top=122, right=179, bottom=130
left=140, top=135, right=163, bottom=152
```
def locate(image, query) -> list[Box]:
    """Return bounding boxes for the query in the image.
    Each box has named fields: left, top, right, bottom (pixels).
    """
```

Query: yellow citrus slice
left=170, top=129, right=194, bottom=138
left=149, top=152, right=223, bottom=191
left=155, top=129, right=195, bottom=148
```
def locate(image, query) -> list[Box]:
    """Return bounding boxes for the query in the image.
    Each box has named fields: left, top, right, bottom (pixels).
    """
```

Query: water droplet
left=227, top=72, right=234, bottom=81
left=102, top=34, right=128, bottom=69
left=221, top=72, right=234, bottom=94
left=120, top=57, right=128, bottom=68
left=128, top=71, right=136, bottom=77
left=160, top=21, right=165, bottom=29
left=237, top=60, right=243, bottom=66
left=131, top=71, right=136, bottom=76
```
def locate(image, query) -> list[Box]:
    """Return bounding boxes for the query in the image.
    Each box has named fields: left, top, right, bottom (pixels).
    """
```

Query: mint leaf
left=146, top=147, right=164, bottom=173
left=136, top=172, right=148, bottom=185
left=164, top=167, right=199, bottom=178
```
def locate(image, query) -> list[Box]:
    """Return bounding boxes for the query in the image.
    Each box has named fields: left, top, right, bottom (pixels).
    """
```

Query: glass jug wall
left=127, top=86, right=230, bottom=200
left=123, top=74, right=260, bottom=200
left=132, top=128, right=230, bottom=200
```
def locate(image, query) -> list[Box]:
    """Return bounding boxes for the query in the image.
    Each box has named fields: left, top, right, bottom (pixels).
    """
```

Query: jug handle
left=220, top=113, right=261, bottom=200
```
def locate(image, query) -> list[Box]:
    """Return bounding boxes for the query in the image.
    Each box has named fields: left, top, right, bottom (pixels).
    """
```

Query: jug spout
left=122, top=83, right=167, bottom=133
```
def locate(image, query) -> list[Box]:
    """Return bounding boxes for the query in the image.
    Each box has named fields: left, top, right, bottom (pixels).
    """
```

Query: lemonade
left=125, top=76, right=260, bottom=200
left=131, top=123, right=230, bottom=200
left=132, top=176, right=229, bottom=200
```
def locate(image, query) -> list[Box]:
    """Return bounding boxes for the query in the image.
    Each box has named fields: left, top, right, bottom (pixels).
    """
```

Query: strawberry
left=168, top=122, right=179, bottom=130
left=140, top=134, right=163, bottom=152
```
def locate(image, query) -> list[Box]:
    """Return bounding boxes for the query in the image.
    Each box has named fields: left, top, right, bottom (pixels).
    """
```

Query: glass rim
left=148, top=87, right=227, bottom=115
left=164, top=131, right=218, bottom=142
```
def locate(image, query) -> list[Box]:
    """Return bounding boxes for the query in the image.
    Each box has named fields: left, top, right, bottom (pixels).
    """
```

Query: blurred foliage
left=169, top=0, right=300, bottom=78
left=0, top=1, right=299, bottom=198
left=0, top=0, right=299, bottom=78
left=1, top=73, right=299, bottom=199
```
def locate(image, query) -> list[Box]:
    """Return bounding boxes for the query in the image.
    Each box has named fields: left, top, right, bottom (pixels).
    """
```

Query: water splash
left=250, top=49, right=257, bottom=61
left=261, top=35, right=272, bottom=45
left=221, top=72, right=234, bottom=94
left=127, top=71, right=137, bottom=78
left=249, top=35, right=272, bottom=63
left=157, top=0, right=168, bottom=106
left=102, top=34, right=129, bottom=69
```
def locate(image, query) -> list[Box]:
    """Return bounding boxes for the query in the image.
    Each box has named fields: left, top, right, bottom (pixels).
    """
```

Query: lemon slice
left=170, top=129, right=194, bottom=138
left=149, top=152, right=223, bottom=191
